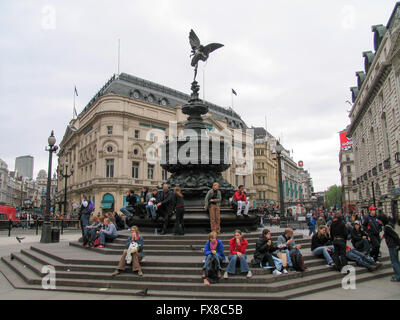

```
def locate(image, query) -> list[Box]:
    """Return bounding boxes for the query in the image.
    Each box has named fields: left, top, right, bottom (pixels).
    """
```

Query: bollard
left=8, top=219, right=12, bottom=237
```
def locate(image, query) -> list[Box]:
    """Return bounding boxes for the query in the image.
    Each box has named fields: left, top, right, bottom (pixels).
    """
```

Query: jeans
left=388, top=247, right=400, bottom=280
left=237, top=201, right=249, bottom=215
left=120, top=206, right=134, bottom=216
left=80, top=214, right=90, bottom=237
left=145, top=203, right=156, bottom=219
left=312, top=245, right=334, bottom=264
left=202, top=254, right=224, bottom=270
left=262, top=256, right=283, bottom=271
left=99, top=232, right=118, bottom=245
left=332, top=239, right=348, bottom=270
left=369, top=234, right=381, bottom=261
left=308, top=228, right=316, bottom=237
left=346, top=249, right=375, bottom=268
left=226, top=254, right=250, bottom=274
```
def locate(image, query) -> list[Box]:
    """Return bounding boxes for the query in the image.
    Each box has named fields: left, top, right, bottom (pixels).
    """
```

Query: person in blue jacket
left=97, top=218, right=118, bottom=248
left=202, top=231, right=226, bottom=285
left=308, top=214, right=317, bottom=237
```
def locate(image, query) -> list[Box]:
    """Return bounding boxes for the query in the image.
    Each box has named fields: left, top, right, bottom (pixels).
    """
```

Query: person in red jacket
left=223, top=229, right=252, bottom=279
left=233, top=185, right=249, bottom=217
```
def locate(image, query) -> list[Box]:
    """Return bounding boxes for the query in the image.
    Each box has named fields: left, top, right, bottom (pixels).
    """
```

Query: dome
left=37, top=170, right=47, bottom=179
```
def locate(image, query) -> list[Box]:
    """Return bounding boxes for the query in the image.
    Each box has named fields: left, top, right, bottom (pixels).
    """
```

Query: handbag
left=276, top=252, right=288, bottom=267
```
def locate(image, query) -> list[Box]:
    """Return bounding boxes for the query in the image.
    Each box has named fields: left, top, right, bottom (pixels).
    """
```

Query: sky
left=0, top=0, right=397, bottom=192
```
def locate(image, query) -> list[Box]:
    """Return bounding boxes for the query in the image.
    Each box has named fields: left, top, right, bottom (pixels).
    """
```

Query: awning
left=100, top=202, right=113, bottom=209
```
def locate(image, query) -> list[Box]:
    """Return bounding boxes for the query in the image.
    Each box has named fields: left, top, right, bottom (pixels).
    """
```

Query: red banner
left=340, top=131, right=353, bottom=150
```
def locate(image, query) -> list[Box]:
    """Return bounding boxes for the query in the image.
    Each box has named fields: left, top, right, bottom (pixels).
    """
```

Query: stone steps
left=0, top=230, right=394, bottom=299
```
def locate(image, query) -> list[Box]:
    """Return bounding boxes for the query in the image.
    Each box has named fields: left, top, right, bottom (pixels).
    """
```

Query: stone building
left=57, top=73, right=256, bottom=213
left=348, top=3, right=400, bottom=218
left=252, top=127, right=278, bottom=206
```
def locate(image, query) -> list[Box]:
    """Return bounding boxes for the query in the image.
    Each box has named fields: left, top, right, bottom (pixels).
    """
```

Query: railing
left=1, top=218, right=81, bottom=237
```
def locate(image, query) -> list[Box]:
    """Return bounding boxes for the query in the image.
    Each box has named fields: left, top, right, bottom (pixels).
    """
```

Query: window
left=134, top=130, right=140, bottom=139
left=162, top=169, right=168, bottom=181
left=262, top=162, right=265, bottom=169
left=346, top=155, right=350, bottom=162
left=258, top=176, right=261, bottom=184
left=148, top=164, right=154, bottom=180
left=262, top=176, right=265, bottom=184
left=263, top=191, right=266, bottom=200
left=107, top=146, right=113, bottom=153
left=107, top=126, right=113, bottom=135
left=132, top=162, right=139, bottom=179
left=106, top=159, right=114, bottom=178
left=258, top=191, right=262, bottom=200
left=243, top=176, right=246, bottom=187
left=347, top=166, right=351, bottom=173
left=133, top=148, right=139, bottom=156
left=235, top=175, right=239, bottom=187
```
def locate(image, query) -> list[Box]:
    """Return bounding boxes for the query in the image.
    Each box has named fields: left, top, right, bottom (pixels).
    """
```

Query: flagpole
left=73, top=86, right=76, bottom=119
left=118, top=38, right=120, bottom=76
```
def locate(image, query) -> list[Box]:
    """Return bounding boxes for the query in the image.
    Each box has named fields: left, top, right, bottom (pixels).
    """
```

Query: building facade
left=15, top=155, right=34, bottom=180
left=57, top=73, right=256, bottom=213
left=348, top=3, right=400, bottom=219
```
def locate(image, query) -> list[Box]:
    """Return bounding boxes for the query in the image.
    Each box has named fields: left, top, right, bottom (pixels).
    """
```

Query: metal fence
left=0, top=218, right=81, bottom=236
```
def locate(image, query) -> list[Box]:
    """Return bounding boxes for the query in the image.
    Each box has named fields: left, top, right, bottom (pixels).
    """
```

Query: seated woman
left=83, top=215, right=102, bottom=248
left=350, top=221, right=371, bottom=254
left=202, top=232, right=226, bottom=285
left=97, top=218, right=118, bottom=248
left=112, top=226, right=144, bottom=276
left=224, top=230, right=252, bottom=279
left=311, top=225, right=335, bottom=267
left=253, top=229, right=285, bottom=275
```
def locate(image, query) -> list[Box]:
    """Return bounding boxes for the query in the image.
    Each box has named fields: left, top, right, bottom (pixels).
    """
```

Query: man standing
left=363, top=206, right=382, bottom=262
left=156, top=184, right=174, bottom=235
left=205, top=182, right=222, bottom=233
left=233, top=185, right=249, bottom=217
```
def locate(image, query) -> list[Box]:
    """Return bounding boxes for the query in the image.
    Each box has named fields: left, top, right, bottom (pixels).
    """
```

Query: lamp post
left=275, top=141, right=285, bottom=217
left=59, top=160, right=74, bottom=217
left=40, top=131, right=58, bottom=243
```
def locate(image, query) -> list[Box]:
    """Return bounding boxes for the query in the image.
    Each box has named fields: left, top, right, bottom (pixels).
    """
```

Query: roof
left=78, top=73, right=248, bottom=130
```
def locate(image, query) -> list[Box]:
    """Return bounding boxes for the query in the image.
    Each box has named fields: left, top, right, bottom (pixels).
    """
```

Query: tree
left=324, top=185, right=343, bottom=210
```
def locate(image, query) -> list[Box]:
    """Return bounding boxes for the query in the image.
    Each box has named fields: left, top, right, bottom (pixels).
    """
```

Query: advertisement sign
left=340, top=131, right=353, bottom=150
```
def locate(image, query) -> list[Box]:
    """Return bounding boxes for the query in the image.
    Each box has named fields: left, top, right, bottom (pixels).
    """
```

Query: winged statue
left=189, top=29, right=224, bottom=81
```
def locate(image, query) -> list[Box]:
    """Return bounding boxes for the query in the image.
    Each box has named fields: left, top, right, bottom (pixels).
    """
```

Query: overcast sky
left=0, top=0, right=397, bottom=191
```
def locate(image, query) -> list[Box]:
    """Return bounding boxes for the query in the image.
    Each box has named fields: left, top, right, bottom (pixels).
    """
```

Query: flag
left=74, top=86, right=78, bottom=96
left=232, top=88, right=237, bottom=96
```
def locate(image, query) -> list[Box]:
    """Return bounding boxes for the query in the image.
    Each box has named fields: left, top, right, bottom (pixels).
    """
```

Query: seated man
left=97, top=218, right=118, bottom=248
left=83, top=215, right=102, bottom=248
left=233, top=185, right=249, bottom=217
left=345, top=245, right=382, bottom=272
left=277, top=228, right=302, bottom=272
left=311, top=225, right=335, bottom=267
left=350, top=221, right=371, bottom=254
left=120, top=190, right=137, bottom=217
left=146, top=188, right=159, bottom=220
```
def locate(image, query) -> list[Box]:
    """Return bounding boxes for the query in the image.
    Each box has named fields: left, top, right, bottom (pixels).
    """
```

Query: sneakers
left=138, top=270, right=143, bottom=276
left=247, top=271, right=252, bottom=278
left=282, top=268, right=288, bottom=274
left=223, top=272, right=229, bottom=279
left=111, top=270, right=120, bottom=276
left=97, top=245, right=105, bottom=248
left=390, top=276, right=400, bottom=282
left=273, top=269, right=282, bottom=276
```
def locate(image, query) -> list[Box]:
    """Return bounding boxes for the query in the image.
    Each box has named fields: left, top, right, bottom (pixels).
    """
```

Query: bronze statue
left=189, top=29, right=224, bottom=81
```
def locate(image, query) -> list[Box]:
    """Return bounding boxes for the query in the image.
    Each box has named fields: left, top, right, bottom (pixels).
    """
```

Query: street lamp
left=59, top=160, right=74, bottom=217
left=40, top=130, right=58, bottom=243
left=275, top=141, right=285, bottom=217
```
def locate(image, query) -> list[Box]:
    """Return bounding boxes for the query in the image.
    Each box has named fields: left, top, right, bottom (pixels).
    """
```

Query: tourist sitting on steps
left=311, top=225, right=335, bottom=267
left=83, top=215, right=102, bottom=248
left=120, top=190, right=137, bottom=217
left=146, top=188, right=159, bottom=220
left=97, top=218, right=118, bottom=248
left=112, top=226, right=144, bottom=277
left=345, top=245, right=382, bottom=272
left=202, top=232, right=226, bottom=285
left=350, top=221, right=371, bottom=254
left=252, top=229, right=285, bottom=275
left=233, top=186, right=249, bottom=217
left=224, top=230, right=252, bottom=279
left=156, top=184, right=174, bottom=235
left=277, top=228, right=303, bottom=272
left=137, top=187, right=151, bottom=219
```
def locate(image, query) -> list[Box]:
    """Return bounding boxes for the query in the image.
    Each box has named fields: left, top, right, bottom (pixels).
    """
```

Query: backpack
left=290, top=249, right=306, bottom=272
left=205, top=255, right=220, bottom=281
left=88, top=201, right=95, bottom=213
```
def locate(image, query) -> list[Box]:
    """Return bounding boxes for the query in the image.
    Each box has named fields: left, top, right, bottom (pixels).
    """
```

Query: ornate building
left=57, top=73, right=256, bottom=213
left=348, top=3, right=400, bottom=218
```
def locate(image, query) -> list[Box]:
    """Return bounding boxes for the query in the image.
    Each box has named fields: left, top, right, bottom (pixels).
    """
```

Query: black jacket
left=157, top=190, right=174, bottom=211
left=383, top=224, right=400, bottom=248
left=350, top=227, right=368, bottom=244
left=126, top=194, right=137, bottom=207
left=363, top=215, right=381, bottom=236
left=311, top=234, right=331, bottom=251
left=330, top=218, right=348, bottom=241
left=172, top=193, right=185, bottom=208
left=253, top=236, right=277, bottom=262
